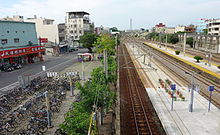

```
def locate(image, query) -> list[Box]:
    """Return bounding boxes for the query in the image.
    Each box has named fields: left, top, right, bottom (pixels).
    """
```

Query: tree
left=194, top=56, right=203, bottom=63
left=176, top=31, right=185, bottom=34
left=202, top=29, right=208, bottom=35
left=186, top=37, right=194, bottom=47
left=79, top=33, right=99, bottom=52
left=147, top=32, right=159, bottom=40
left=59, top=102, right=90, bottom=135
left=94, top=34, right=115, bottom=54
left=167, top=34, right=179, bottom=44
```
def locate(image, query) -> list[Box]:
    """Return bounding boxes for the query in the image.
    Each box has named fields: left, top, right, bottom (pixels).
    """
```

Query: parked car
left=0, top=63, right=14, bottom=72
left=11, top=63, right=22, bottom=69
left=97, top=54, right=104, bottom=59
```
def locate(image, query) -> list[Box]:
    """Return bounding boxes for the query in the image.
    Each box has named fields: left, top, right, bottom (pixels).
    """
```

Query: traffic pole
left=208, top=86, right=214, bottom=112
left=171, top=90, right=174, bottom=111
left=183, top=33, right=186, bottom=56
left=208, top=91, right=212, bottom=112
left=104, top=49, right=108, bottom=79
left=143, top=54, right=146, bottom=64
left=69, top=75, right=74, bottom=96
left=82, top=60, right=84, bottom=80
left=45, top=91, right=52, bottom=127
left=171, top=84, right=176, bottom=111
left=189, top=84, right=195, bottom=112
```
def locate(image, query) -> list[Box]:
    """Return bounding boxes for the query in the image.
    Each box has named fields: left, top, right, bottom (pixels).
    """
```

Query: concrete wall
left=175, top=26, right=185, bottom=33
left=26, top=18, right=59, bottom=45
left=165, top=27, right=175, bottom=34
left=0, top=21, right=38, bottom=48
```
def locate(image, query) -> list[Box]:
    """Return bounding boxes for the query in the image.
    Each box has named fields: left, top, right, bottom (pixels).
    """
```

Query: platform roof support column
left=183, top=33, right=186, bottom=56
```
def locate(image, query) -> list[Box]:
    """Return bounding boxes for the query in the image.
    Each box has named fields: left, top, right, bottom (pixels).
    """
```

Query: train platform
left=125, top=43, right=220, bottom=135
left=145, top=42, right=220, bottom=77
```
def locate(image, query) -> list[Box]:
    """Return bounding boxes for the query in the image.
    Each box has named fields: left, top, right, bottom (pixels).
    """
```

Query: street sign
left=18, top=76, right=24, bottom=87
left=40, top=38, right=48, bottom=43
left=208, top=86, right=214, bottom=112
left=42, top=66, right=46, bottom=71
left=46, top=72, right=58, bottom=77
left=208, top=86, right=214, bottom=92
left=170, top=84, right=176, bottom=111
left=66, top=72, right=78, bottom=76
left=171, top=84, right=176, bottom=90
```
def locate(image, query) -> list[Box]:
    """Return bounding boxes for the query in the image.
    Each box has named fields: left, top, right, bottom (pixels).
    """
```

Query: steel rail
left=121, top=44, right=153, bottom=135
left=140, top=44, right=220, bottom=108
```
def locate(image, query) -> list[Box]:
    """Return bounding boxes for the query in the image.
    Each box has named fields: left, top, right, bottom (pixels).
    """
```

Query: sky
left=0, top=0, right=219, bottom=30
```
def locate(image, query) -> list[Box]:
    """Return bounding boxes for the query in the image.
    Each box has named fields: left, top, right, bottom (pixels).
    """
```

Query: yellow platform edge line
left=165, top=45, right=219, bottom=66
left=143, top=42, right=220, bottom=79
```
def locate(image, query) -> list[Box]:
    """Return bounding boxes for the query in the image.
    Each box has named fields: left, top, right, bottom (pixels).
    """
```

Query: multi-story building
left=153, top=23, right=166, bottom=33
left=1, top=15, right=24, bottom=22
left=206, top=19, right=220, bottom=35
left=164, top=27, right=175, bottom=34
left=0, top=20, right=45, bottom=64
left=26, top=16, right=59, bottom=46
left=175, top=25, right=185, bottom=33
left=95, top=25, right=110, bottom=34
left=185, top=25, right=196, bottom=33
left=175, top=25, right=196, bottom=33
left=65, top=11, right=93, bottom=46
left=196, top=19, right=208, bottom=34
left=58, top=23, right=66, bottom=43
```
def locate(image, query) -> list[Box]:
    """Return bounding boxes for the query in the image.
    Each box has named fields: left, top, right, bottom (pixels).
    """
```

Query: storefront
left=0, top=46, right=45, bottom=64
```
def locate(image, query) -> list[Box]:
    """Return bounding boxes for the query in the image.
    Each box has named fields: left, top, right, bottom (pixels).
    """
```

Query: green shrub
left=175, top=50, right=180, bottom=55
left=194, top=56, right=203, bottom=63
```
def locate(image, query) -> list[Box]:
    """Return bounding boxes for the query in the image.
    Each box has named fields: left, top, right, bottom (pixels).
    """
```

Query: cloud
left=0, top=0, right=219, bottom=30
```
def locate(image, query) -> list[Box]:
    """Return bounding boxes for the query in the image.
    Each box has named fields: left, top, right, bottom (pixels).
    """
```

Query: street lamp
left=185, top=71, right=202, bottom=112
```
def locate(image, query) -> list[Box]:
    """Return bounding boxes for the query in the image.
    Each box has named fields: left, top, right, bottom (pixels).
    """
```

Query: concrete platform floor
left=126, top=43, right=220, bottom=135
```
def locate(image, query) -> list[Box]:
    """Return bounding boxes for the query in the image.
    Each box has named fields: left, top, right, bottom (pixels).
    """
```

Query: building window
left=214, top=28, right=219, bottom=31
left=14, top=38, right=19, bottom=43
left=75, top=30, right=77, bottom=34
left=15, top=31, right=18, bottom=33
left=74, top=24, right=77, bottom=28
left=23, top=31, right=25, bottom=33
left=79, top=30, right=82, bottom=34
left=1, top=39, right=8, bottom=44
left=7, top=31, right=9, bottom=33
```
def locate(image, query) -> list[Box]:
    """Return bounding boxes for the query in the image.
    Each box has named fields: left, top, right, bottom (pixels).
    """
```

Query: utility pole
left=148, top=50, right=153, bottom=67
left=138, top=45, right=140, bottom=55
left=143, top=54, right=146, bottom=64
left=81, top=60, right=85, bottom=80
left=39, top=36, right=41, bottom=46
left=183, top=33, right=186, bottom=56
left=45, top=91, right=52, bottom=127
left=208, top=50, right=212, bottom=67
left=69, top=75, right=74, bottom=96
left=104, top=49, right=108, bottom=79
left=130, top=18, right=132, bottom=31
left=165, top=34, right=168, bottom=50
left=189, top=74, right=195, bottom=112
left=186, top=71, right=200, bottom=112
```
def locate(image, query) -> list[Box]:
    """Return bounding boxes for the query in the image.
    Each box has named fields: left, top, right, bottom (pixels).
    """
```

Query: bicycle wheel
left=39, top=125, right=48, bottom=133
left=7, top=126, right=16, bottom=132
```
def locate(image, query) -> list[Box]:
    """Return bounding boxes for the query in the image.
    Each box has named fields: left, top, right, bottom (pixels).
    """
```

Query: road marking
left=0, top=57, right=77, bottom=94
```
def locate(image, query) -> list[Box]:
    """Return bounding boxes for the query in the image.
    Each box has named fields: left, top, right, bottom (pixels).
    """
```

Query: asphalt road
left=0, top=49, right=88, bottom=90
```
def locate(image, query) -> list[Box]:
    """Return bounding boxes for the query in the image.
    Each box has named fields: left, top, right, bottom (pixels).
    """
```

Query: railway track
left=119, top=44, right=166, bottom=135
left=139, top=42, right=220, bottom=109
left=147, top=40, right=220, bottom=64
